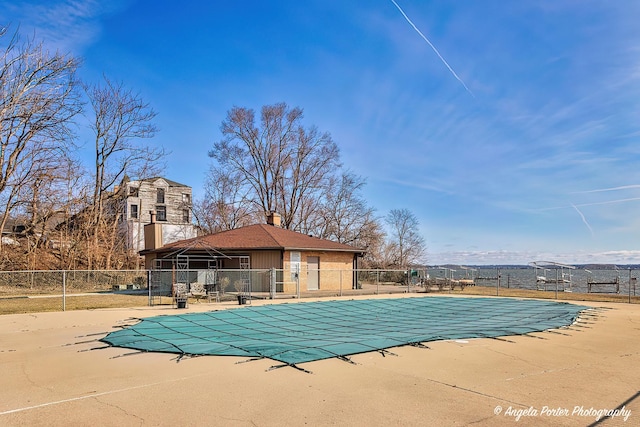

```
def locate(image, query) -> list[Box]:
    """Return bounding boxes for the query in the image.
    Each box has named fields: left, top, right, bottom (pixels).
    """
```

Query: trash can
left=176, top=297, right=188, bottom=309
left=237, top=295, right=247, bottom=305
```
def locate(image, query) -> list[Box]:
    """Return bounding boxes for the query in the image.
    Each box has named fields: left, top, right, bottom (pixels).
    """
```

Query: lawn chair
left=189, top=282, right=208, bottom=303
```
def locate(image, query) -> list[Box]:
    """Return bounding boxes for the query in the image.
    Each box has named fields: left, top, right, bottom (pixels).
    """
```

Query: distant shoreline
left=426, top=264, right=640, bottom=269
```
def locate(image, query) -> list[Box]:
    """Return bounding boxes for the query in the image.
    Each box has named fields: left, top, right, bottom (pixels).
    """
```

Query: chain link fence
left=1, top=266, right=638, bottom=314
left=0, top=270, right=149, bottom=314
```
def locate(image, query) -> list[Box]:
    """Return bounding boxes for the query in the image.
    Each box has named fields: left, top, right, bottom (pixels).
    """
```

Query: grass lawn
left=457, top=285, right=640, bottom=303
left=0, top=293, right=160, bottom=315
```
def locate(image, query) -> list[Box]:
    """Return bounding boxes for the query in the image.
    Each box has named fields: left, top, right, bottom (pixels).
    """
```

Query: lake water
left=426, top=266, right=638, bottom=295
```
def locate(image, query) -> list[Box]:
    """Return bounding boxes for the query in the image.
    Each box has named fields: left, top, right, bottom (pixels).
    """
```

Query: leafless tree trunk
left=0, top=30, right=81, bottom=258
left=311, top=172, right=385, bottom=253
left=53, top=159, right=89, bottom=270
left=84, top=76, right=164, bottom=269
left=19, top=153, right=76, bottom=269
left=194, top=165, right=255, bottom=233
left=209, top=103, right=340, bottom=231
left=385, top=208, right=426, bottom=267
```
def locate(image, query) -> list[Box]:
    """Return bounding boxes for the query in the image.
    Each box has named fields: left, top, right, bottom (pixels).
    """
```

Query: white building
left=117, top=177, right=197, bottom=255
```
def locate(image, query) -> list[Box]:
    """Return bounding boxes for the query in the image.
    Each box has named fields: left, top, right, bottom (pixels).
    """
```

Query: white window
left=156, top=206, right=167, bottom=221
left=130, top=204, right=138, bottom=219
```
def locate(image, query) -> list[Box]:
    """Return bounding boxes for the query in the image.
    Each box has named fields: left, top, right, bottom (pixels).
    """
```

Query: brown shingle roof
left=153, top=224, right=363, bottom=253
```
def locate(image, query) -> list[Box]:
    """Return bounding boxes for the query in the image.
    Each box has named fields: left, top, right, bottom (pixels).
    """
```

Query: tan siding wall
left=283, top=250, right=355, bottom=293
left=249, top=250, right=282, bottom=269
left=144, top=254, right=157, bottom=270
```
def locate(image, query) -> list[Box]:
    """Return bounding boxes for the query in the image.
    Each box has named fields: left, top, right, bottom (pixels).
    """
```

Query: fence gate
left=240, top=256, right=251, bottom=302
left=176, top=255, right=189, bottom=285
left=205, top=260, right=218, bottom=294
left=149, top=260, right=165, bottom=306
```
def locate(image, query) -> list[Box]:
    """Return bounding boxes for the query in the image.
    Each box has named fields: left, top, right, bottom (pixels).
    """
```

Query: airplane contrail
left=572, top=184, right=640, bottom=194
left=538, top=197, right=640, bottom=211
left=571, top=203, right=594, bottom=236
left=390, top=0, right=474, bottom=97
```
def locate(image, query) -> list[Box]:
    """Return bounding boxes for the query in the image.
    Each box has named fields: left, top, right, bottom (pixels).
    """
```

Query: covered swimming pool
left=101, top=297, right=589, bottom=368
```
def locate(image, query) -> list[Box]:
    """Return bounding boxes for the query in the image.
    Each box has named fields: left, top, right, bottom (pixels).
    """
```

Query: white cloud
left=1, top=0, right=130, bottom=53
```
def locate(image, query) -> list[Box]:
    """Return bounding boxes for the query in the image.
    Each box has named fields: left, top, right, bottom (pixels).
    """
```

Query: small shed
left=141, top=214, right=364, bottom=293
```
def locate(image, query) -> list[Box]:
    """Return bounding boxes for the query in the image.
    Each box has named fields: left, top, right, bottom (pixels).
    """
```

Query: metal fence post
left=629, top=268, right=632, bottom=304
left=407, top=269, right=410, bottom=293
left=270, top=268, right=276, bottom=299
left=62, top=270, right=66, bottom=312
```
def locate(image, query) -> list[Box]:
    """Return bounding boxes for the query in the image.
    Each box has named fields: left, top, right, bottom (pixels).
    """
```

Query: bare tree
left=15, top=151, right=80, bottom=269
left=209, top=103, right=340, bottom=231
left=52, top=158, right=90, bottom=270
left=193, top=165, right=254, bottom=233
left=83, top=76, right=164, bottom=268
left=0, top=29, right=81, bottom=256
left=0, top=29, right=167, bottom=270
left=384, top=208, right=426, bottom=267
left=311, top=172, right=385, bottom=253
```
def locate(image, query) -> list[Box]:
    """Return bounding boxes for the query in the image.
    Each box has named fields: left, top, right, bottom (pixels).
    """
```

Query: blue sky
left=2, top=1, right=640, bottom=265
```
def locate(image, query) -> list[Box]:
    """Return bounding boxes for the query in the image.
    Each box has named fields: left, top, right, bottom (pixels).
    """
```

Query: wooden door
left=307, top=256, right=319, bottom=290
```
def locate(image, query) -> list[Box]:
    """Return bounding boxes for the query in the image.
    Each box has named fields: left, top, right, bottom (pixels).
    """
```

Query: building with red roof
left=141, top=213, right=364, bottom=293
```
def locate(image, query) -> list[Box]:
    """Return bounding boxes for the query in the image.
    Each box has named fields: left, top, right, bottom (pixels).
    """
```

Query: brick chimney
left=266, top=212, right=281, bottom=227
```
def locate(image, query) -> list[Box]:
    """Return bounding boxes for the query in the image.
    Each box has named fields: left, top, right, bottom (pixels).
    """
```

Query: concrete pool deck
left=1, top=294, right=638, bottom=426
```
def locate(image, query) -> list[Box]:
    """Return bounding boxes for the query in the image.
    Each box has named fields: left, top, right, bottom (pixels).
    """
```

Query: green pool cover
left=101, top=297, right=588, bottom=366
